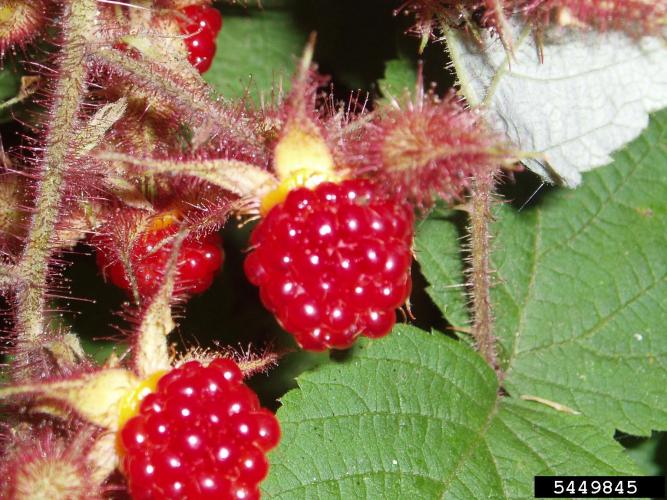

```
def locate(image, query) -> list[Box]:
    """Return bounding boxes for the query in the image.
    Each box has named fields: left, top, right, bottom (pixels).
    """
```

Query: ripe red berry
left=178, top=5, right=223, bottom=74
left=183, top=30, right=216, bottom=73
left=94, top=214, right=224, bottom=298
left=245, top=179, right=414, bottom=351
left=119, top=359, right=280, bottom=500
left=182, top=5, right=223, bottom=36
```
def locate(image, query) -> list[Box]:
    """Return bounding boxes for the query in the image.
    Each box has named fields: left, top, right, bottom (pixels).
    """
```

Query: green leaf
left=415, top=212, right=469, bottom=329
left=417, top=109, right=667, bottom=435
left=622, top=433, right=667, bottom=476
left=205, top=7, right=306, bottom=101
left=264, top=325, right=638, bottom=498
left=0, top=67, right=21, bottom=122
left=378, top=57, right=416, bottom=99
left=80, top=338, right=125, bottom=365
left=446, top=23, right=667, bottom=187
left=0, top=68, right=19, bottom=101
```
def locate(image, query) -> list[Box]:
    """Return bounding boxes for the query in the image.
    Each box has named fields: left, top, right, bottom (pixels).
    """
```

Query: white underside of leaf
left=446, top=21, right=667, bottom=187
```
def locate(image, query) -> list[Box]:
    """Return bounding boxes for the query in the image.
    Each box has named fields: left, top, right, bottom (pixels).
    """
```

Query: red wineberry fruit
left=178, top=5, right=223, bottom=74
left=183, top=30, right=216, bottom=73
left=119, top=359, right=280, bottom=500
left=111, top=5, right=223, bottom=73
left=245, top=179, right=414, bottom=351
left=182, top=5, right=223, bottom=36
left=94, top=213, right=224, bottom=298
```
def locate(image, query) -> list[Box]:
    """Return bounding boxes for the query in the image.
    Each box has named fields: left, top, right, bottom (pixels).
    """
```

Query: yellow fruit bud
left=261, top=124, right=341, bottom=214
left=117, top=370, right=166, bottom=430
left=148, top=209, right=180, bottom=231
left=273, top=126, right=335, bottom=181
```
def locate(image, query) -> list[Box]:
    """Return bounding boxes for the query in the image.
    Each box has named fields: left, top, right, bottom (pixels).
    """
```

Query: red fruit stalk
left=119, top=359, right=280, bottom=499
left=245, top=179, right=414, bottom=351
left=0, top=173, right=26, bottom=253
left=9, top=0, right=98, bottom=378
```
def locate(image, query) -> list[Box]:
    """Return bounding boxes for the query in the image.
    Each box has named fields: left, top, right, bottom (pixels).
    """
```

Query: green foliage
left=417, top=109, right=667, bottom=436
left=0, top=68, right=19, bottom=101
left=378, top=56, right=416, bottom=99
left=264, top=326, right=638, bottom=498
left=205, top=6, right=306, bottom=101
left=0, top=67, right=20, bottom=122
left=415, top=209, right=469, bottom=330
left=623, top=433, right=667, bottom=475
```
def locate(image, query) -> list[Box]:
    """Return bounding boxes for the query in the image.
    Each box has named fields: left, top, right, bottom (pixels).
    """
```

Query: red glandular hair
left=400, top=0, right=667, bottom=43
left=397, top=0, right=465, bottom=43
left=513, top=0, right=667, bottom=37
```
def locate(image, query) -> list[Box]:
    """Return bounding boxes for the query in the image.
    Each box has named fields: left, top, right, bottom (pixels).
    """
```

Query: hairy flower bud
left=1, top=427, right=101, bottom=499
left=0, top=0, right=47, bottom=57
left=344, top=91, right=507, bottom=208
